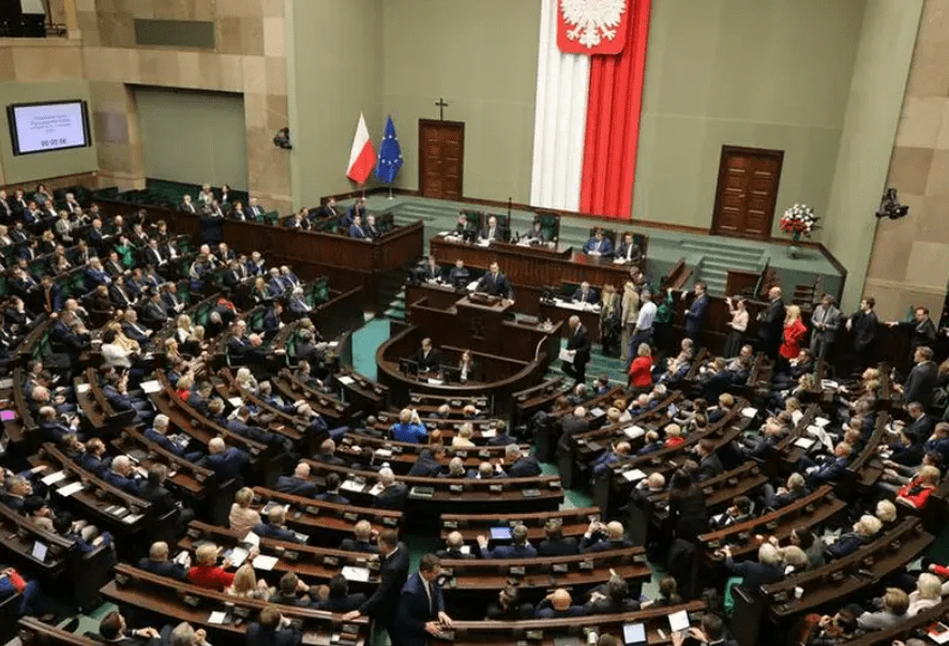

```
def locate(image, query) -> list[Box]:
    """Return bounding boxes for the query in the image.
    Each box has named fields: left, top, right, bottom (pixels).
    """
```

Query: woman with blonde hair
left=779, top=305, right=807, bottom=370
left=235, top=367, right=259, bottom=393
left=228, top=563, right=272, bottom=600
left=228, top=487, right=261, bottom=537
left=451, top=423, right=476, bottom=448
left=175, top=314, right=193, bottom=344
left=908, top=573, right=943, bottom=616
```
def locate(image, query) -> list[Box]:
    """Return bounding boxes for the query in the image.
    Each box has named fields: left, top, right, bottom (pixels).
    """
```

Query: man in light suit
left=809, top=294, right=841, bottom=360
left=343, top=529, right=410, bottom=646
left=562, top=315, right=591, bottom=385
left=397, top=554, right=453, bottom=646
left=479, top=215, right=503, bottom=242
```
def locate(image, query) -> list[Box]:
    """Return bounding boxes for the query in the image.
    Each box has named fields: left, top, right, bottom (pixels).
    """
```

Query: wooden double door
left=711, top=145, right=784, bottom=239
left=419, top=119, right=464, bottom=200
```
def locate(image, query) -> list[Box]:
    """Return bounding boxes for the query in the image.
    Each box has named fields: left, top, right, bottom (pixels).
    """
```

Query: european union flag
left=375, top=116, right=403, bottom=184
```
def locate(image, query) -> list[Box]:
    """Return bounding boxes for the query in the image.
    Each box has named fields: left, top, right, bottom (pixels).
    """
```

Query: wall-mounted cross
left=435, top=97, right=449, bottom=121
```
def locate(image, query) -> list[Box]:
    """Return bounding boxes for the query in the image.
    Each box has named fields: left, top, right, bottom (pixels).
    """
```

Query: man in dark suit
left=436, top=532, right=475, bottom=560
left=275, top=462, right=317, bottom=498
left=503, top=444, right=542, bottom=477
left=342, top=197, right=366, bottom=229
left=479, top=215, right=503, bottom=242
left=477, top=524, right=537, bottom=559
left=615, top=232, right=642, bottom=263
left=339, top=520, right=379, bottom=554
left=891, top=307, right=938, bottom=359
left=903, top=401, right=935, bottom=444
left=373, top=468, right=409, bottom=511
left=92, top=611, right=162, bottom=645
left=583, top=228, right=613, bottom=256
left=538, top=519, right=579, bottom=556
left=313, top=472, right=351, bottom=505
left=253, top=507, right=304, bottom=543
left=419, top=257, right=442, bottom=282
left=245, top=606, right=303, bottom=646
left=756, top=286, right=785, bottom=360
left=412, top=338, right=442, bottom=373
left=683, top=282, right=709, bottom=343
left=902, top=346, right=939, bottom=408
left=343, top=529, right=410, bottom=646
left=198, top=438, right=249, bottom=481
left=397, top=554, right=453, bottom=646
left=800, top=442, right=852, bottom=487
left=571, top=281, right=598, bottom=305
left=696, top=439, right=724, bottom=481
left=579, top=521, right=632, bottom=553
left=316, top=574, right=367, bottom=613
left=137, top=466, right=179, bottom=519
left=846, top=296, right=879, bottom=371
left=476, top=261, right=514, bottom=299
left=407, top=448, right=444, bottom=478
left=137, top=541, right=188, bottom=580
left=562, top=316, right=591, bottom=385
left=314, top=197, right=339, bottom=220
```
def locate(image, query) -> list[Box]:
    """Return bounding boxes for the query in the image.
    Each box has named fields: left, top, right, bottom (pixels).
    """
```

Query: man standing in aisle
left=343, top=530, right=409, bottom=646
left=562, top=315, right=591, bottom=386
left=398, top=554, right=453, bottom=646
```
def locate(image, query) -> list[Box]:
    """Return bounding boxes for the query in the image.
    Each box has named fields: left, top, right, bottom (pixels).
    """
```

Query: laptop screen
left=490, top=527, right=513, bottom=541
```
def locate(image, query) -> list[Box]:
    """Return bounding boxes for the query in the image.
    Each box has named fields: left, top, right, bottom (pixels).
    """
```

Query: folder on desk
left=622, top=468, right=647, bottom=483
left=341, top=566, right=370, bottom=582
left=140, top=380, right=161, bottom=394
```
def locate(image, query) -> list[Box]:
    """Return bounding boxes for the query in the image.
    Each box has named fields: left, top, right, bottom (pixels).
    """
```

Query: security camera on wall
left=273, top=127, right=292, bottom=150
left=875, top=188, right=909, bottom=220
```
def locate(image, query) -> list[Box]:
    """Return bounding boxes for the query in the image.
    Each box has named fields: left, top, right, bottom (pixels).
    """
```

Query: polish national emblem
left=557, top=0, right=628, bottom=55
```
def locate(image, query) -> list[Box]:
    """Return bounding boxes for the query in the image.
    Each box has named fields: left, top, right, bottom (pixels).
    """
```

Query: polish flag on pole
left=346, top=113, right=376, bottom=184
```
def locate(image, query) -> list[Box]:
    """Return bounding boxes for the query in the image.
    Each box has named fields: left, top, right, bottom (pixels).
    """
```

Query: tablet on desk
left=622, top=623, right=646, bottom=646
left=490, top=527, right=512, bottom=541
left=668, top=609, right=690, bottom=633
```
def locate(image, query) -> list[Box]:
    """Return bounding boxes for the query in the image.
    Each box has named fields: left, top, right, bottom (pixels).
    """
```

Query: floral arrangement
left=779, top=204, right=818, bottom=241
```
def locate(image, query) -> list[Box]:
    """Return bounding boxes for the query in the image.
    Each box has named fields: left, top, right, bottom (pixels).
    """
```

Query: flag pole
left=388, top=185, right=394, bottom=200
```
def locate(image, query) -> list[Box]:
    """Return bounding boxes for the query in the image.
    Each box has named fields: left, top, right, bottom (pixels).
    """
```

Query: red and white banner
left=532, top=0, right=651, bottom=218
left=557, top=0, right=628, bottom=55
left=346, top=113, right=376, bottom=185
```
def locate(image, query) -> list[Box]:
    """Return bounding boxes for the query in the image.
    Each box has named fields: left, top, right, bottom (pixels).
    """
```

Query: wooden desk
left=430, top=235, right=640, bottom=289
left=252, top=486, right=401, bottom=539
left=441, top=507, right=601, bottom=543
left=18, top=617, right=100, bottom=646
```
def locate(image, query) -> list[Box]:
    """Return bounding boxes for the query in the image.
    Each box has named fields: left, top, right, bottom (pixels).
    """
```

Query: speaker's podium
left=454, top=293, right=515, bottom=355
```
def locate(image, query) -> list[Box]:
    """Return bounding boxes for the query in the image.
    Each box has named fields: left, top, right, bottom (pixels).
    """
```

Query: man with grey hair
left=477, top=523, right=536, bottom=558
left=145, top=414, right=201, bottom=461
left=372, top=467, right=408, bottom=511
left=500, top=444, right=541, bottom=478
left=169, top=622, right=211, bottom=646
left=104, top=455, right=142, bottom=495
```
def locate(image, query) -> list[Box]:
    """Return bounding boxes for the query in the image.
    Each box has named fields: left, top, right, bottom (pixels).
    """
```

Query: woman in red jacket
left=897, top=464, right=940, bottom=510
left=628, top=343, right=653, bottom=390
left=779, top=305, right=807, bottom=370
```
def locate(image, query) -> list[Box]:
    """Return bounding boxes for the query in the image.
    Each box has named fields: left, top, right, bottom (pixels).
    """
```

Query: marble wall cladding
left=865, top=0, right=949, bottom=320
left=77, top=0, right=290, bottom=208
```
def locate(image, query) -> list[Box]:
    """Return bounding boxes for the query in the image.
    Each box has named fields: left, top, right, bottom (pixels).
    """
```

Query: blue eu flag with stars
left=375, top=116, right=403, bottom=184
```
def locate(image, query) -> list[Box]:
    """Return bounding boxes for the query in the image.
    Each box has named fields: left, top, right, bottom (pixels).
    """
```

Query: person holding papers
left=137, top=541, right=188, bottom=580
left=583, top=228, right=613, bottom=257
left=188, top=542, right=254, bottom=591
left=390, top=409, right=428, bottom=444
left=579, top=520, right=632, bottom=553
left=562, top=316, right=591, bottom=385
left=571, top=281, right=598, bottom=305
left=398, top=554, right=454, bottom=646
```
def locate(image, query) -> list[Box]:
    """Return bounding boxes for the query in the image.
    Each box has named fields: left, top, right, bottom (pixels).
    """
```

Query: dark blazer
left=571, top=287, right=598, bottom=304
left=579, top=535, right=632, bottom=553
left=407, top=450, right=442, bottom=478
left=359, top=543, right=410, bottom=626
left=275, top=475, right=317, bottom=498
left=538, top=537, right=579, bottom=557
left=399, top=573, right=445, bottom=646
left=806, top=456, right=849, bottom=487
left=697, top=453, right=724, bottom=481
left=199, top=447, right=249, bottom=480
left=725, top=557, right=785, bottom=590
left=905, top=414, right=936, bottom=444
left=253, top=522, right=304, bottom=544
left=340, top=539, right=379, bottom=554
left=136, top=557, right=188, bottom=580
left=904, top=361, right=939, bottom=408
left=413, top=347, right=442, bottom=372
left=506, top=455, right=542, bottom=478
left=616, top=241, right=642, bottom=262
left=684, top=294, right=709, bottom=339
left=138, top=481, right=177, bottom=517
left=482, top=543, right=537, bottom=559
left=476, top=272, right=514, bottom=299
left=565, top=325, right=591, bottom=366
left=317, top=593, right=367, bottom=613
left=757, top=298, right=786, bottom=345
left=373, top=483, right=409, bottom=510
left=244, top=623, right=302, bottom=646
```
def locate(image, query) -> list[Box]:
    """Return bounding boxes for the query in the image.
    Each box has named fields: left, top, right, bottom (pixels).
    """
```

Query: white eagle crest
left=560, top=0, right=626, bottom=49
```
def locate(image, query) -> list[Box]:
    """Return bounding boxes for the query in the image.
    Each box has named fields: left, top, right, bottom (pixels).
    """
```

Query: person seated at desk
left=571, top=281, right=598, bottom=305
left=438, top=457, right=469, bottom=479
left=349, top=214, right=369, bottom=239
left=523, top=219, right=549, bottom=244
left=583, top=228, right=613, bottom=257
left=419, top=256, right=442, bottom=282
left=480, top=215, right=503, bottom=242
left=487, top=585, right=535, bottom=620
left=615, top=232, right=642, bottom=263
left=437, top=531, right=474, bottom=560
left=373, top=468, right=409, bottom=511
left=253, top=506, right=305, bottom=543
left=477, top=523, right=537, bottom=558
left=457, top=349, right=476, bottom=383
left=317, top=574, right=367, bottom=613
left=412, top=337, right=442, bottom=372
left=535, top=589, right=587, bottom=618
left=448, top=259, right=469, bottom=287
left=272, top=572, right=316, bottom=608
left=476, top=261, right=514, bottom=300
left=454, top=212, right=473, bottom=238
left=538, top=519, right=579, bottom=557
left=199, top=437, right=250, bottom=482
left=138, top=541, right=189, bottom=580
left=314, top=472, right=351, bottom=505
left=500, top=444, right=542, bottom=477
left=276, top=461, right=318, bottom=497
left=580, top=520, right=632, bottom=553
left=451, top=424, right=476, bottom=448
left=340, top=520, right=379, bottom=553
left=826, top=514, right=882, bottom=559
left=246, top=606, right=303, bottom=646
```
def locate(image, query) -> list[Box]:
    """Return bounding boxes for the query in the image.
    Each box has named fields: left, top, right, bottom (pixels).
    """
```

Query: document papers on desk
left=668, top=609, right=690, bottom=633
left=622, top=426, right=645, bottom=440
left=41, top=470, right=67, bottom=486
left=140, top=380, right=161, bottom=394
left=793, top=437, right=816, bottom=450
left=622, top=468, right=647, bottom=483
left=208, top=611, right=227, bottom=625
left=807, top=425, right=834, bottom=453
left=741, top=407, right=758, bottom=418
left=226, top=546, right=249, bottom=567
left=57, top=481, right=84, bottom=497
left=340, top=480, right=366, bottom=493
left=338, top=375, right=356, bottom=385
left=341, top=566, right=370, bottom=582
left=252, top=555, right=278, bottom=571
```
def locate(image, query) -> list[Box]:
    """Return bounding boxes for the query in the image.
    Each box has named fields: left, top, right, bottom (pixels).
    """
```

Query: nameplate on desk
left=304, top=506, right=321, bottom=516
left=75, top=383, right=91, bottom=394
left=508, top=566, right=526, bottom=577
left=449, top=484, right=464, bottom=493
left=489, top=484, right=503, bottom=493
left=427, top=378, right=444, bottom=385
left=382, top=517, right=398, bottom=526
left=409, top=486, right=435, bottom=499
left=552, top=563, right=568, bottom=574
left=521, top=488, right=541, bottom=498
left=342, top=512, right=358, bottom=522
